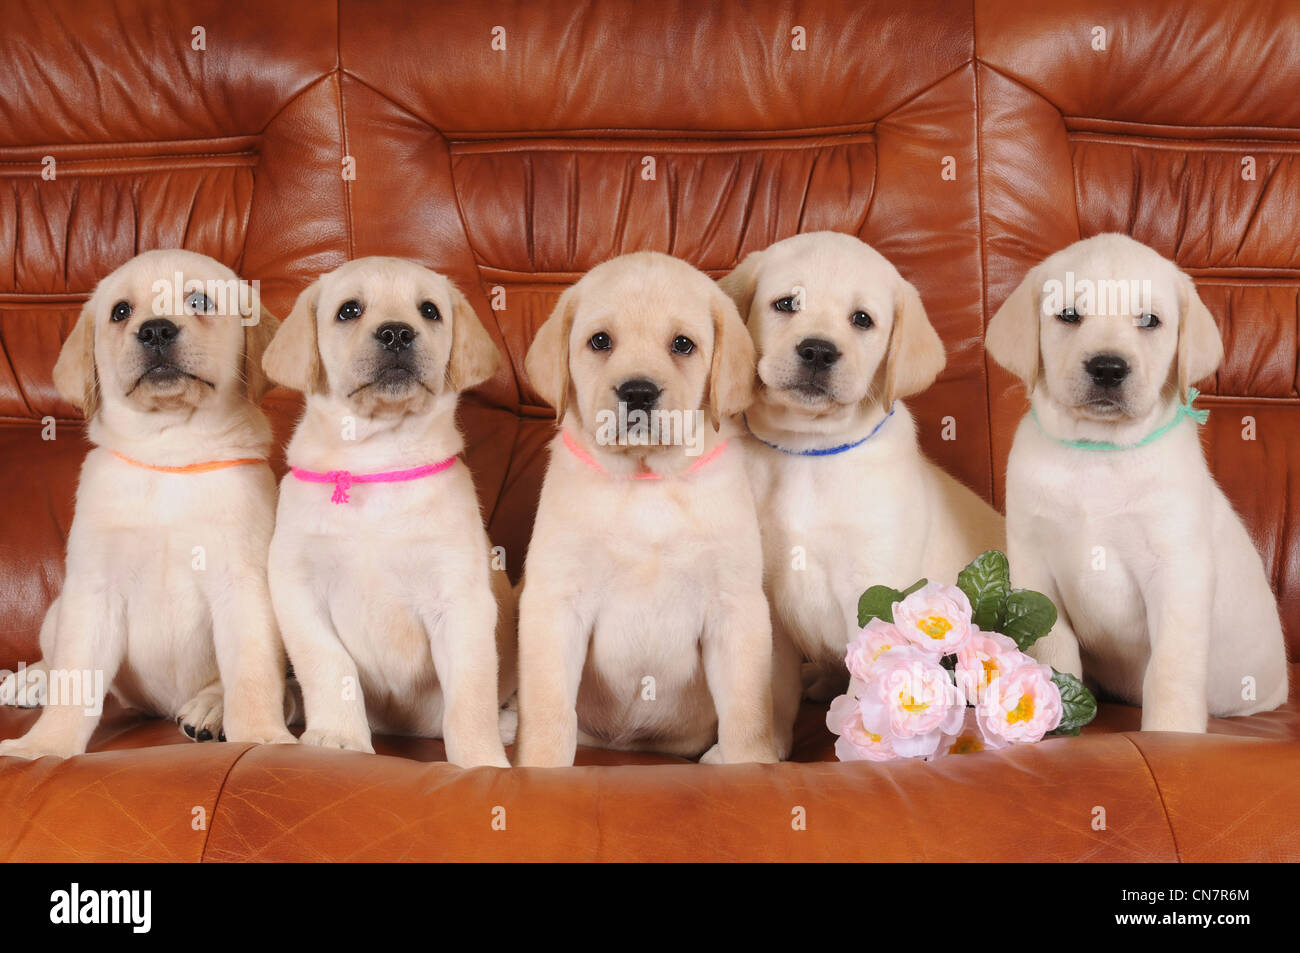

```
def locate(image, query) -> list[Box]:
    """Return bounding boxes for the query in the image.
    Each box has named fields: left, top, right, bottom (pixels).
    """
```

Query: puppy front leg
left=516, top=581, right=589, bottom=767
left=770, top=617, right=803, bottom=761
left=1141, top=560, right=1212, bottom=733
left=423, top=583, right=510, bottom=768
left=704, top=590, right=778, bottom=764
left=1008, top=526, right=1083, bottom=678
left=269, top=559, right=373, bottom=753
left=210, top=568, right=295, bottom=746
left=0, top=582, right=122, bottom=760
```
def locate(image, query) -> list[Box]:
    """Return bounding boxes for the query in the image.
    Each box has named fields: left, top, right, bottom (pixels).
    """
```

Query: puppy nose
left=616, top=378, right=660, bottom=413
left=137, top=318, right=179, bottom=351
left=375, top=322, right=416, bottom=351
left=796, top=337, right=840, bottom=370
left=1085, top=354, right=1130, bottom=388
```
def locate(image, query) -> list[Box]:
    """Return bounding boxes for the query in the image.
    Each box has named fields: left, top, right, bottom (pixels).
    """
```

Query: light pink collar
left=290, top=456, right=457, bottom=504
left=561, top=429, right=727, bottom=480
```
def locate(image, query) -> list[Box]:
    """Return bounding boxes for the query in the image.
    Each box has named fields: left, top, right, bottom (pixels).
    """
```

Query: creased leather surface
left=0, top=0, right=1296, bottom=860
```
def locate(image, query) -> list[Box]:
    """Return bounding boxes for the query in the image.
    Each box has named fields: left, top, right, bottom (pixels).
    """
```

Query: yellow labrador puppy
left=719, top=232, right=1004, bottom=710
left=986, top=233, right=1287, bottom=731
left=516, top=252, right=777, bottom=766
left=0, top=249, right=294, bottom=759
left=263, top=257, right=513, bottom=767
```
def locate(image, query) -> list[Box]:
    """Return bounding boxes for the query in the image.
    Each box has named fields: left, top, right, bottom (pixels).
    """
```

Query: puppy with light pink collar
left=516, top=252, right=780, bottom=766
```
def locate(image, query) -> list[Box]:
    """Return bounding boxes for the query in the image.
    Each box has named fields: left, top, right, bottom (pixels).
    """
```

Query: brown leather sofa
left=1, top=0, right=1296, bottom=862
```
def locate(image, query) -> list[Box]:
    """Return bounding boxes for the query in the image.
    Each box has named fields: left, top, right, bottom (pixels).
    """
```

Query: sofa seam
left=971, top=1, right=996, bottom=507
left=198, top=743, right=258, bottom=863
left=1121, top=733, right=1183, bottom=862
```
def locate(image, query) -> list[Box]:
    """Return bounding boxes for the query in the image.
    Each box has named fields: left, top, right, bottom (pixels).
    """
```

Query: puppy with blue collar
left=987, top=234, right=1287, bottom=731
left=719, top=232, right=1004, bottom=725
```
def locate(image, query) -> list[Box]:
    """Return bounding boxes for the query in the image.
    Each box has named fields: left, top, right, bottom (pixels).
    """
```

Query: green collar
left=1031, top=388, right=1209, bottom=452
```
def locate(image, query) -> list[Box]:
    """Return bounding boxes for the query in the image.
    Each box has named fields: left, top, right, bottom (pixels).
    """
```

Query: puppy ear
left=883, top=279, right=946, bottom=405
left=986, top=266, right=1042, bottom=391
left=239, top=282, right=281, bottom=405
left=1177, top=276, right=1224, bottom=400
left=707, top=288, right=757, bottom=429
left=262, top=280, right=325, bottom=395
left=717, top=250, right=764, bottom=323
left=53, top=301, right=99, bottom=419
left=526, top=284, right=577, bottom=422
left=445, top=283, right=501, bottom=393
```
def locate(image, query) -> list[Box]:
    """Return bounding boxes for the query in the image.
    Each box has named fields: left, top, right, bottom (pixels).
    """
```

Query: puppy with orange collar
left=0, top=249, right=294, bottom=759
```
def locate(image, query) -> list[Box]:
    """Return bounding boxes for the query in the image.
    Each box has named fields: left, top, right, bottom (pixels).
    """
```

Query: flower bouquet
left=828, top=550, right=1097, bottom=762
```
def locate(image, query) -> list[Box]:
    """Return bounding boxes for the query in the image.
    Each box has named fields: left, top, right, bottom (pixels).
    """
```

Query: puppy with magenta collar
left=263, top=257, right=514, bottom=766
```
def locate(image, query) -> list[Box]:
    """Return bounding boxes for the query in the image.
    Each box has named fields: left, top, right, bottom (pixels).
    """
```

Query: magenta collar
left=290, top=456, right=457, bottom=504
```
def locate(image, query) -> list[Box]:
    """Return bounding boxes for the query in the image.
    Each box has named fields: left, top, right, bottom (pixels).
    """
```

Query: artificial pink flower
left=976, top=661, right=1063, bottom=747
left=892, top=582, right=974, bottom=656
left=944, top=709, right=989, bottom=756
left=858, top=645, right=966, bottom=759
left=845, top=618, right=903, bottom=684
left=826, top=694, right=896, bottom=762
left=954, top=629, right=1024, bottom=706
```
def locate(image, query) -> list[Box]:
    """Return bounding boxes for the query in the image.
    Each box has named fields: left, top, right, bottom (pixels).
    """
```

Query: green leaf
left=857, top=585, right=903, bottom=626
left=1002, top=589, right=1058, bottom=651
left=899, top=578, right=928, bottom=599
left=857, top=578, right=927, bottom=627
left=956, top=550, right=1010, bottom=631
left=1049, top=670, right=1097, bottom=735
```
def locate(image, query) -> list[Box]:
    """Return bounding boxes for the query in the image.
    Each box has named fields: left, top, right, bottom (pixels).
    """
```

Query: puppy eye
left=589, top=332, right=612, bottom=351
left=184, top=291, right=214, bottom=314
left=337, top=300, right=363, bottom=322
left=418, top=301, right=441, bottom=321
left=850, top=310, right=873, bottom=329
left=671, top=335, right=696, bottom=355
left=1057, top=307, right=1082, bottom=324
left=110, top=300, right=132, bottom=323
left=773, top=296, right=798, bottom=313
left=1136, top=312, right=1161, bottom=329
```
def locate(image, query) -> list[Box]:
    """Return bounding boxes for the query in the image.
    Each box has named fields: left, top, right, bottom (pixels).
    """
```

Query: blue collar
left=743, top=405, right=896, bottom=457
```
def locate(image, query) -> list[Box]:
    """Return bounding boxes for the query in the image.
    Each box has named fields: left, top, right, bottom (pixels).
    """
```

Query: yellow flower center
left=899, top=692, right=929, bottom=713
left=918, top=615, right=952, bottom=640
left=872, top=643, right=892, bottom=661
left=982, top=658, right=998, bottom=682
left=1007, top=693, right=1035, bottom=724
left=866, top=731, right=882, bottom=743
left=949, top=736, right=985, bottom=754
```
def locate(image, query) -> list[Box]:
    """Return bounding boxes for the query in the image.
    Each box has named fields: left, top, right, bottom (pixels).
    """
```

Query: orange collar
left=111, top=451, right=265, bottom=474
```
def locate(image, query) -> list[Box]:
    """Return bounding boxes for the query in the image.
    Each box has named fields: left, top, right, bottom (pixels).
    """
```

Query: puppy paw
left=449, top=749, right=511, bottom=768
left=0, top=664, right=46, bottom=708
left=301, top=728, right=374, bottom=754
left=176, top=691, right=224, bottom=743
left=226, top=726, right=298, bottom=746
left=0, top=737, right=76, bottom=761
left=497, top=705, right=519, bottom=746
left=703, top=741, right=778, bottom=764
